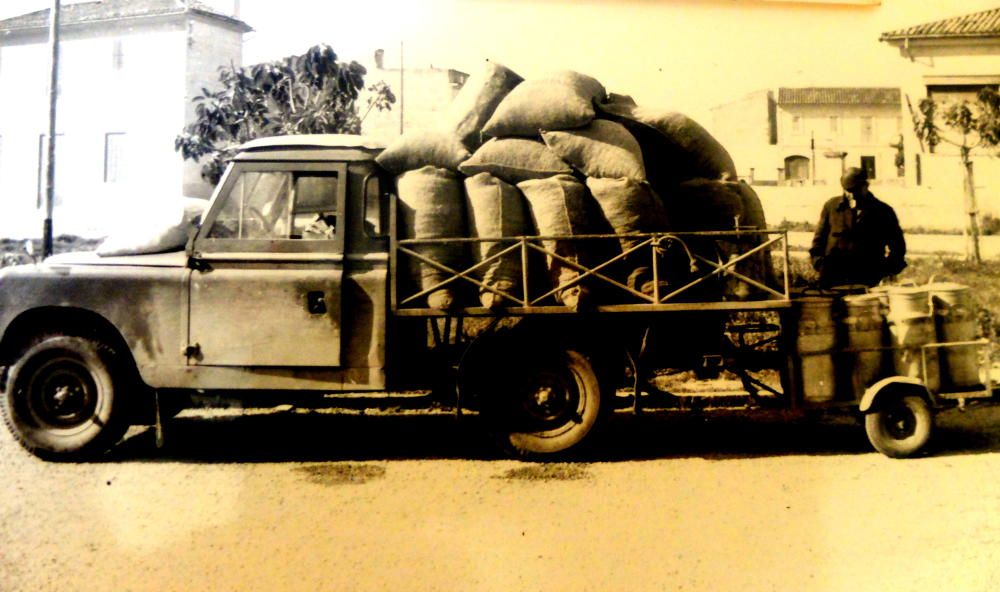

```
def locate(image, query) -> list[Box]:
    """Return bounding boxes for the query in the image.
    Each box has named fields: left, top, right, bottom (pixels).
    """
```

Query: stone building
left=0, top=0, right=251, bottom=237
left=711, top=87, right=903, bottom=186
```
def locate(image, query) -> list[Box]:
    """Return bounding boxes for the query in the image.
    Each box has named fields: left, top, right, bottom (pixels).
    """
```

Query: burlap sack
left=669, top=178, right=744, bottom=230
left=439, top=61, right=523, bottom=151
left=98, top=198, right=206, bottom=256
left=635, top=109, right=736, bottom=179
left=458, top=138, right=572, bottom=185
left=517, top=174, right=599, bottom=310
left=482, top=78, right=598, bottom=138
left=735, top=179, right=768, bottom=230
left=670, top=179, right=777, bottom=300
left=733, top=181, right=778, bottom=297
left=586, top=177, right=668, bottom=242
left=464, top=172, right=530, bottom=308
left=542, top=70, right=606, bottom=103
left=375, top=130, right=471, bottom=175
left=396, top=166, right=469, bottom=309
left=597, top=94, right=737, bottom=189
left=542, top=120, right=646, bottom=181
left=586, top=177, right=670, bottom=295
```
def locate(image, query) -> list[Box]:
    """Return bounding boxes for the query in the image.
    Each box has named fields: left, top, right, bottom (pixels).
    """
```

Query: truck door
left=187, top=162, right=347, bottom=367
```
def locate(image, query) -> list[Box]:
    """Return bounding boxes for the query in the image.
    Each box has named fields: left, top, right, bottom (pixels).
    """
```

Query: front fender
left=859, top=376, right=935, bottom=413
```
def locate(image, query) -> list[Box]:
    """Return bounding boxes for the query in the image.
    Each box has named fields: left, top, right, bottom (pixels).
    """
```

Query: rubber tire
left=864, top=395, right=933, bottom=459
left=2, top=336, right=129, bottom=461
left=482, top=348, right=605, bottom=459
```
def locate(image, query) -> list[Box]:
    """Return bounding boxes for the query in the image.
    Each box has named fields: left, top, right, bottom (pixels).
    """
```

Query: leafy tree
left=176, top=44, right=396, bottom=184
left=914, top=88, right=1000, bottom=264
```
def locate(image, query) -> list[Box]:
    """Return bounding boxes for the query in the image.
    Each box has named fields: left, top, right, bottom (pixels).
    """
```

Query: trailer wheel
left=1, top=335, right=129, bottom=461
left=864, top=395, right=933, bottom=459
left=482, top=348, right=604, bottom=459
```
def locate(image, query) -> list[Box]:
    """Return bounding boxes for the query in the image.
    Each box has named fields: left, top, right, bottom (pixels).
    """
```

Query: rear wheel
left=2, top=335, right=130, bottom=460
left=864, top=395, right=933, bottom=458
left=482, top=348, right=605, bottom=459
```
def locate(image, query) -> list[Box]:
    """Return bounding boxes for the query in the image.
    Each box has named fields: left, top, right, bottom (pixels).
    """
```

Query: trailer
left=0, top=135, right=993, bottom=461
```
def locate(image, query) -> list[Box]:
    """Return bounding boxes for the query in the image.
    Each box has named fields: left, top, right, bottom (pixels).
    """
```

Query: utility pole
left=399, top=40, right=405, bottom=135
left=810, top=131, right=816, bottom=185
left=43, top=0, right=61, bottom=258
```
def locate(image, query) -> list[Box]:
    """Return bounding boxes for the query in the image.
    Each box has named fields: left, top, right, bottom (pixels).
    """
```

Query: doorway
left=784, top=155, right=810, bottom=183
left=861, top=156, right=876, bottom=181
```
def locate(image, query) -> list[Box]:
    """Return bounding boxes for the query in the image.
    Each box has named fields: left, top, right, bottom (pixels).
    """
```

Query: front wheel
left=481, top=348, right=605, bottom=459
left=864, top=395, right=933, bottom=458
left=2, top=336, right=130, bottom=460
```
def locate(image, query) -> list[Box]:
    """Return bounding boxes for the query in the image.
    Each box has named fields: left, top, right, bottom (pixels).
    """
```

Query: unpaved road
left=3, top=407, right=1000, bottom=592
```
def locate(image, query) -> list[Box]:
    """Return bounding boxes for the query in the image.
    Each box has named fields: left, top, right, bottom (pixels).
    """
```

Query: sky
left=1, top=0, right=999, bottom=122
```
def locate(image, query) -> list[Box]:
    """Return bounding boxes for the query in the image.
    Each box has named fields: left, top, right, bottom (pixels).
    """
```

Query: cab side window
left=207, top=171, right=292, bottom=239
left=291, top=175, right=339, bottom=240
left=206, top=170, right=340, bottom=241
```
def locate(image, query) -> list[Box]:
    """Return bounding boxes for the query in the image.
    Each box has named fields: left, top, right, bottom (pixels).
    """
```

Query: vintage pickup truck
left=1, top=135, right=987, bottom=461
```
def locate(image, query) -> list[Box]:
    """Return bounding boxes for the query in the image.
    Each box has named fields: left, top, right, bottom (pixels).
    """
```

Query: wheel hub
left=52, top=384, right=77, bottom=407
left=28, top=359, right=98, bottom=428
left=884, top=405, right=916, bottom=440
left=516, top=369, right=579, bottom=425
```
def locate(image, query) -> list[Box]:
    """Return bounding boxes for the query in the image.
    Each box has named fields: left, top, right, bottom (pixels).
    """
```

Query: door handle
left=306, top=291, right=327, bottom=314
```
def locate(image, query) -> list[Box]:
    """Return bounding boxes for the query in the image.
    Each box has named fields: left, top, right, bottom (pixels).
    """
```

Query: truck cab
left=0, top=135, right=402, bottom=459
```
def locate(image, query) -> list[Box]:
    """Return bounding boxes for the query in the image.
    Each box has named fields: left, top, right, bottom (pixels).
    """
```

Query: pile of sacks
left=376, top=62, right=776, bottom=310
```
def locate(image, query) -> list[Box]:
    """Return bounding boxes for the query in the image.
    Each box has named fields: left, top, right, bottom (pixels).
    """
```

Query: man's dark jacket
left=809, top=192, right=906, bottom=287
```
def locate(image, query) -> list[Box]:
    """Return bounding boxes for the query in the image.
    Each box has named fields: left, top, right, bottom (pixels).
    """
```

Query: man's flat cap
left=841, top=167, right=868, bottom=190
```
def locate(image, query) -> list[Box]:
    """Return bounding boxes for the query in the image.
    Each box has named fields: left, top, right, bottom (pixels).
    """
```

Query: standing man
left=810, top=167, right=906, bottom=287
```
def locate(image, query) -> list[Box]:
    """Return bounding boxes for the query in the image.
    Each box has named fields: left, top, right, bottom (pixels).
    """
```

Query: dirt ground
left=3, top=405, right=1000, bottom=592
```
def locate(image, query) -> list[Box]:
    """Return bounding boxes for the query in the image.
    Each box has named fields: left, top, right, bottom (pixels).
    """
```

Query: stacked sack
left=461, top=70, right=621, bottom=310
left=379, top=61, right=777, bottom=310
left=377, top=62, right=531, bottom=310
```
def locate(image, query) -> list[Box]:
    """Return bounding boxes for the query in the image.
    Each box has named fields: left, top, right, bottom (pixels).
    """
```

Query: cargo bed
left=391, top=228, right=791, bottom=316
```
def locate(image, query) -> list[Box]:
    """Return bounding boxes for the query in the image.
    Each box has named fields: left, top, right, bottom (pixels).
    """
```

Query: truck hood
left=42, top=250, right=189, bottom=268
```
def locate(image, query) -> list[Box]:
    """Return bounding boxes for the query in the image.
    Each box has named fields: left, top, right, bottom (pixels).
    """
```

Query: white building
left=359, top=47, right=468, bottom=143
left=711, top=87, right=903, bottom=187
left=0, top=0, right=251, bottom=238
left=880, top=6, right=1000, bottom=215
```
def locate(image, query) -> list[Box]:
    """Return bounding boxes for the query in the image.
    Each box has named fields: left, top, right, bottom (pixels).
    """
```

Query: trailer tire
left=481, top=347, right=604, bottom=459
left=864, top=395, right=932, bottom=459
left=1, top=335, right=130, bottom=461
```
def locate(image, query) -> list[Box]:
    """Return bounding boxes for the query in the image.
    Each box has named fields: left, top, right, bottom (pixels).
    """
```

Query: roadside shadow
left=105, top=405, right=1000, bottom=463
left=108, top=411, right=501, bottom=463
left=594, top=406, right=1000, bottom=461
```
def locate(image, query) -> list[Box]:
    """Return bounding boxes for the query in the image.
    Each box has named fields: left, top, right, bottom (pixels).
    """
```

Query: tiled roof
left=778, top=87, right=901, bottom=106
left=0, top=1, right=251, bottom=33
left=881, top=7, right=1000, bottom=41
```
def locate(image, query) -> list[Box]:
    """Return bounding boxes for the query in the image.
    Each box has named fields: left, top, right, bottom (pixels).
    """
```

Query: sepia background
left=2, top=1, right=1000, bottom=591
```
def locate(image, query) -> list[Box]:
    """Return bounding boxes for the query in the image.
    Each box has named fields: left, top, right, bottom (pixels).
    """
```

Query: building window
left=860, top=116, right=874, bottom=144
left=104, top=133, right=126, bottom=183
left=791, top=115, right=802, bottom=134
left=112, top=39, right=124, bottom=71
left=829, top=116, right=839, bottom=133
